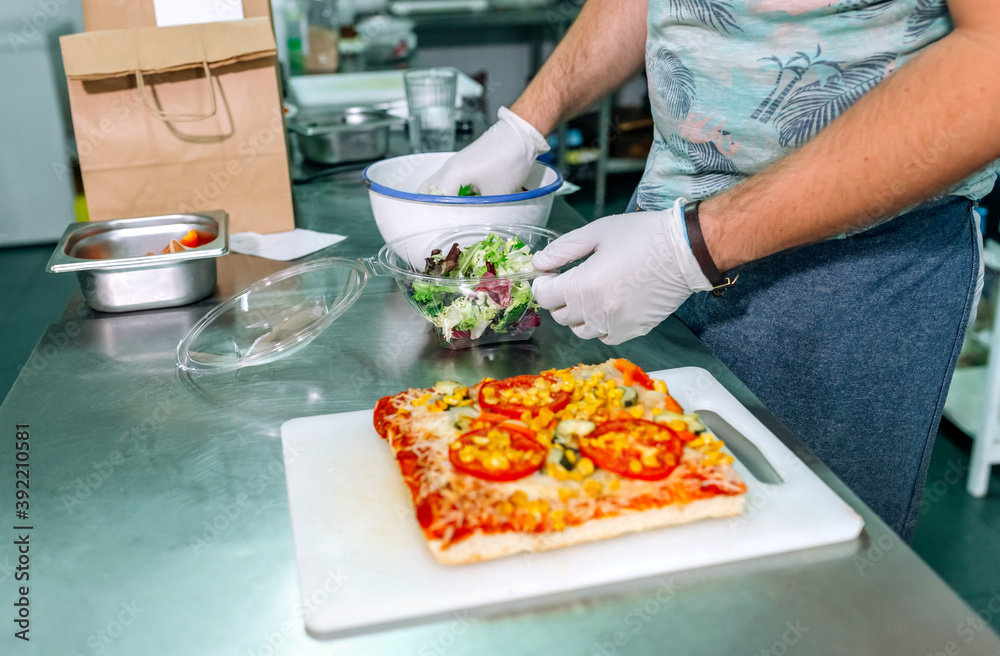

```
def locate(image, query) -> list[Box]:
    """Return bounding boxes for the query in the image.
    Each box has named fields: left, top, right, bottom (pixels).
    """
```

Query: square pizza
left=373, top=359, right=747, bottom=564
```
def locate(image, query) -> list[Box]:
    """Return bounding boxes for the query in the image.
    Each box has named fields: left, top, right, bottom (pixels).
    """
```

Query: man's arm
left=510, top=0, right=647, bottom=135
left=701, top=0, right=1000, bottom=272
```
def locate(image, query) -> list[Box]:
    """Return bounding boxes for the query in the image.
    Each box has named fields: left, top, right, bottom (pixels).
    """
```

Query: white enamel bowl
left=362, top=152, right=562, bottom=244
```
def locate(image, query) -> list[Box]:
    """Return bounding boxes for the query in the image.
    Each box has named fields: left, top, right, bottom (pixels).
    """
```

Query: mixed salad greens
left=410, top=233, right=541, bottom=344
left=427, top=183, right=525, bottom=197
left=426, top=183, right=480, bottom=197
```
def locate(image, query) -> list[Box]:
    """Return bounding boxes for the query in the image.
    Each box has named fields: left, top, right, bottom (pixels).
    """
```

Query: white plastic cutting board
left=281, top=367, right=864, bottom=638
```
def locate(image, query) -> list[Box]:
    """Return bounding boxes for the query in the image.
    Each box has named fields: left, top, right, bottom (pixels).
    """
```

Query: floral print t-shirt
left=638, top=0, right=997, bottom=211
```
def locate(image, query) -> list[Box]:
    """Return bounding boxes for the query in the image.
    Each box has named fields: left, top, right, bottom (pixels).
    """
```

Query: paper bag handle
left=136, top=61, right=218, bottom=123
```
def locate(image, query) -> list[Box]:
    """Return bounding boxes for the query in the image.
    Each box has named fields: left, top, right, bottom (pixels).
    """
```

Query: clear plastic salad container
left=376, top=224, right=560, bottom=349
left=176, top=223, right=561, bottom=374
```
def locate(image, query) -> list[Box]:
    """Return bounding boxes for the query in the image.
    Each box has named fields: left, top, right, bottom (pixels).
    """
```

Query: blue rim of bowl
left=361, top=156, right=564, bottom=204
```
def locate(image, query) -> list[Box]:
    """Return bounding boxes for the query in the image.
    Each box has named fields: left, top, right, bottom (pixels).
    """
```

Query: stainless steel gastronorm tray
left=289, top=107, right=395, bottom=165
left=46, top=211, right=229, bottom=313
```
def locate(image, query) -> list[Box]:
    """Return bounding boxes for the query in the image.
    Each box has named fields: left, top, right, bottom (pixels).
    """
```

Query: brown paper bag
left=82, top=0, right=273, bottom=32
left=60, top=17, right=294, bottom=234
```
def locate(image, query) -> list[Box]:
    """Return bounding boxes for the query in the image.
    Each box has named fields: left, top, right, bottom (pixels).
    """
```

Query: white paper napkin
left=229, top=229, right=347, bottom=261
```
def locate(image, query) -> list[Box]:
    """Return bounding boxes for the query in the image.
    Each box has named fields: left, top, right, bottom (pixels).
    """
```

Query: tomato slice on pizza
left=478, top=375, right=570, bottom=419
left=613, top=358, right=656, bottom=390
left=449, top=423, right=547, bottom=482
left=578, top=418, right=684, bottom=481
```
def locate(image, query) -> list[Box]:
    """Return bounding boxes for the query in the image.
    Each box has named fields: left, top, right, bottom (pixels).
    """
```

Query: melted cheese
left=379, top=361, right=747, bottom=548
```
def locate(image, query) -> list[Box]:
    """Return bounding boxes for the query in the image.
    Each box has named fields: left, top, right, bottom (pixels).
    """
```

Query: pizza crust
left=428, top=493, right=745, bottom=565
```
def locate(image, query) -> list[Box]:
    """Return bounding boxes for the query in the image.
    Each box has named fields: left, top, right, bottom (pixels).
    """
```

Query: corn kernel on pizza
left=373, top=359, right=747, bottom=564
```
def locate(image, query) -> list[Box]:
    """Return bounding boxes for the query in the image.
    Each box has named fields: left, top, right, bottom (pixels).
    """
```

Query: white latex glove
left=531, top=198, right=714, bottom=345
left=419, top=107, right=550, bottom=196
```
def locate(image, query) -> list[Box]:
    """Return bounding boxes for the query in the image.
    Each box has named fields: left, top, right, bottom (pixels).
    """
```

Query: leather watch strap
left=683, top=201, right=738, bottom=297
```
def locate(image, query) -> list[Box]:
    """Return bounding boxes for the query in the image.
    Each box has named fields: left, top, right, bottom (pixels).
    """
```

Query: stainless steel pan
left=46, top=212, right=229, bottom=313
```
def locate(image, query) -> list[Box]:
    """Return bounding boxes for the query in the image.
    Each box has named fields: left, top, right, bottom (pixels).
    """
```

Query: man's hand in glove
left=531, top=198, right=713, bottom=345
left=419, top=107, right=550, bottom=196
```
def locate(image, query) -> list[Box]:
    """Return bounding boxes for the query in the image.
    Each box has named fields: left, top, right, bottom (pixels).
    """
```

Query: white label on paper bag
left=153, top=0, right=245, bottom=27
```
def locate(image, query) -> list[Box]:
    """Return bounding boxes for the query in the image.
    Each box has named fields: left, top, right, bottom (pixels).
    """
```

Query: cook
left=421, top=0, right=1000, bottom=542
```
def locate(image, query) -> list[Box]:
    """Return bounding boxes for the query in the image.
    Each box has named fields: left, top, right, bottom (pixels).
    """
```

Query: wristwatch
left=683, top=201, right=739, bottom=297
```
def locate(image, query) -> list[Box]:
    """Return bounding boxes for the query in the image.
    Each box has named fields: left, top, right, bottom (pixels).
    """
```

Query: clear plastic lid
left=176, top=257, right=370, bottom=374
left=176, top=223, right=563, bottom=372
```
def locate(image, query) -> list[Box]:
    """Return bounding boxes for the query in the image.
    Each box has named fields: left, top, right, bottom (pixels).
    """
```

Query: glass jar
left=304, top=0, right=339, bottom=74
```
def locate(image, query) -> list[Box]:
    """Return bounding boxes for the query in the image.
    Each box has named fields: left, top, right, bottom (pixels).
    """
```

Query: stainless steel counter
left=3, top=172, right=999, bottom=655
